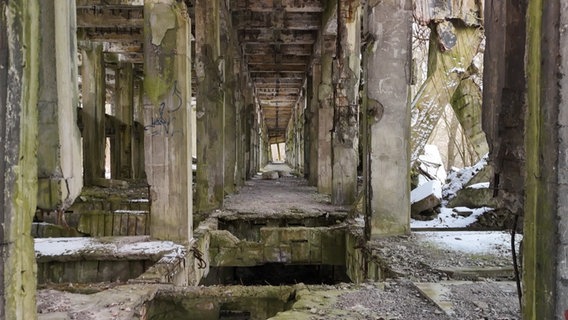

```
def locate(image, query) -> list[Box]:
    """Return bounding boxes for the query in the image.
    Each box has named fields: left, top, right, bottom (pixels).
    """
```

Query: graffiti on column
left=145, top=80, right=183, bottom=136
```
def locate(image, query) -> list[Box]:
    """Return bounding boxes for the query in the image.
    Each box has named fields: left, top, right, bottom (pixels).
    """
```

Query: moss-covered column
left=114, top=61, right=134, bottom=179
left=80, top=43, right=106, bottom=185
left=143, top=0, right=192, bottom=242
left=37, top=0, right=83, bottom=210
left=523, top=0, right=568, bottom=318
left=332, top=0, right=361, bottom=205
left=364, top=0, right=412, bottom=238
left=1, top=0, right=39, bottom=318
left=318, top=37, right=335, bottom=195
left=195, top=0, right=225, bottom=213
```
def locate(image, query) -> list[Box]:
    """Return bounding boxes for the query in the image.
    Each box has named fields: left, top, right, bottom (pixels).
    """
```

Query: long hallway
left=222, top=163, right=349, bottom=217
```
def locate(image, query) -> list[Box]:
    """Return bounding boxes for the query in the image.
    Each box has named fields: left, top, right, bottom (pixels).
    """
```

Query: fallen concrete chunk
left=447, top=188, right=497, bottom=208
left=93, top=178, right=129, bottom=189
left=262, top=171, right=279, bottom=180
left=411, top=181, right=442, bottom=216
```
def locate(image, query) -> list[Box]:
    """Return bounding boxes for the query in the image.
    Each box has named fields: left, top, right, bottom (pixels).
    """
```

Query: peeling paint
left=149, top=3, right=176, bottom=46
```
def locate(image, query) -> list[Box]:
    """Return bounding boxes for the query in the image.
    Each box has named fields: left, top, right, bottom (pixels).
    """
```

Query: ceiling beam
left=77, top=8, right=144, bottom=29
left=238, top=29, right=316, bottom=45
left=77, top=0, right=144, bottom=7
left=77, top=28, right=144, bottom=42
left=232, top=0, right=323, bottom=13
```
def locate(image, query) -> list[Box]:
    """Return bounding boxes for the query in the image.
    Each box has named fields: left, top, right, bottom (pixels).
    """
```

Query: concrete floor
left=36, top=163, right=521, bottom=319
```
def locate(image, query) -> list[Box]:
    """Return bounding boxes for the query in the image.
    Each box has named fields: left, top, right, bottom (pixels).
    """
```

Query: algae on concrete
left=2, top=1, right=41, bottom=319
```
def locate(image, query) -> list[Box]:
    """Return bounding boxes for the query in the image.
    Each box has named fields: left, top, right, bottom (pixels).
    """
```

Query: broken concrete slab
left=262, top=171, right=280, bottom=180
left=411, top=180, right=442, bottom=216
left=446, top=187, right=497, bottom=208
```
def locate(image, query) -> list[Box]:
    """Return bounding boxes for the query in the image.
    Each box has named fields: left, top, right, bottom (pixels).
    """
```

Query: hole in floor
left=145, top=287, right=296, bottom=320
left=201, top=263, right=351, bottom=286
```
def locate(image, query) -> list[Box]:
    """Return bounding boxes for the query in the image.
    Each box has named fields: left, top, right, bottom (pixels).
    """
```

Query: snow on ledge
left=35, top=236, right=186, bottom=261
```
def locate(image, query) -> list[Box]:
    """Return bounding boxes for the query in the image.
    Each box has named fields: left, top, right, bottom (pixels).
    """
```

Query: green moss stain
left=4, top=1, right=40, bottom=319
left=144, top=2, right=179, bottom=105
left=524, top=0, right=558, bottom=319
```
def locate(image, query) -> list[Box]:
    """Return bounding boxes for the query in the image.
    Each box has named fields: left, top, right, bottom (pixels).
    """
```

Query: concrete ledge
left=35, top=236, right=184, bottom=263
left=35, top=236, right=187, bottom=284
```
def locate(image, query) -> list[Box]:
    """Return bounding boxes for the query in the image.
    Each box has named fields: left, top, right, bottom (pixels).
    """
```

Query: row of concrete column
left=193, top=0, right=265, bottom=218
left=9, top=0, right=269, bottom=246
left=287, top=1, right=413, bottom=238
left=80, top=44, right=146, bottom=187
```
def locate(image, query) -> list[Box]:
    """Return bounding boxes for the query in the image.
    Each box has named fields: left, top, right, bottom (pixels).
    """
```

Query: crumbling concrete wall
left=332, top=0, right=361, bottom=205
left=0, top=1, right=40, bottom=318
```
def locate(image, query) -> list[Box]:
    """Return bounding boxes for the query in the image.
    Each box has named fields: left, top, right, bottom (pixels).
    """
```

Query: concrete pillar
left=482, top=0, right=527, bottom=218
left=235, top=60, right=247, bottom=187
left=37, top=0, right=83, bottom=210
left=143, top=0, right=192, bottom=242
left=80, top=43, right=106, bottom=186
left=251, top=109, right=260, bottom=173
left=317, top=37, right=335, bottom=194
left=304, top=81, right=311, bottom=179
left=523, top=1, right=568, bottom=318
left=195, top=0, right=225, bottom=213
left=307, top=62, right=321, bottom=186
left=132, top=77, right=146, bottom=180
left=364, top=0, right=412, bottom=238
left=223, top=36, right=237, bottom=195
left=0, top=0, right=39, bottom=318
left=297, top=97, right=305, bottom=174
left=244, top=100, right=253, bottom=179
left=114, top=61, right=134, bottom=179
left=331, top=0, right=361, bottom=205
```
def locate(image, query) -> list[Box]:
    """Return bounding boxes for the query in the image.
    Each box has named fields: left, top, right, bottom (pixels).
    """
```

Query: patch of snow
left=411, top=207, right=492, bottom=229
left=415, top=231, right=522, bottom=256
left=443, top=154, right=488, bottom=200
left=417, top=145, right=447, bottom=184
left=449, top=67, right=466, bottom=74
left=114, top=210, right=148, bottom=215
left=118, top=241, right=185, bottom=256
left=411, top=180, right=442, bottom=204
left=35, top=237, right=103, bottom=257
left=467, top=182, right=490, bottom=189
left=128, top=199, right=149, bottom=203
left=35, top=237, right=185, bottom=258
